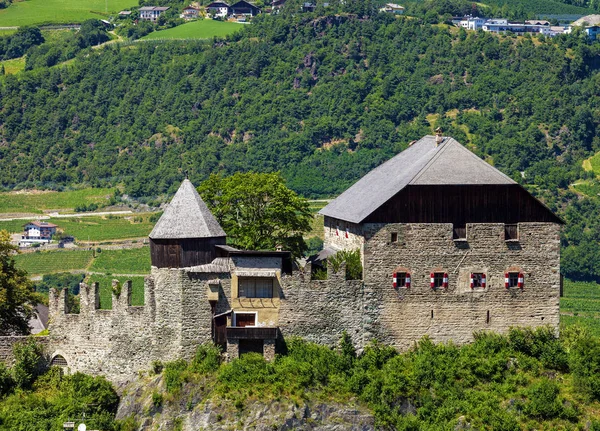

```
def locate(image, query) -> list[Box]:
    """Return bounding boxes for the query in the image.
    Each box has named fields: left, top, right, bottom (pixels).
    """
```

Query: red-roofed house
left=21, top=221, right=58, bottom=245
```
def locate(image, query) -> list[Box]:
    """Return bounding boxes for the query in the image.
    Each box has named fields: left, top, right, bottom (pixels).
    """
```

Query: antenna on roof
left=184, top=170, right=189, bottom=180
left=435, top=127, right=443, bottom=146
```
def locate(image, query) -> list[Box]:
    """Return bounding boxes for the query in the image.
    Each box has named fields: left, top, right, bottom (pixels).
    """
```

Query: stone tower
left=149, top=179, right=226, bottom=268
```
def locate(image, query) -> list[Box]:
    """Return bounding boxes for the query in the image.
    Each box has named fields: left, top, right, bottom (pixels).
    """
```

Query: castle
left=46, top=135, right=562, bottom=381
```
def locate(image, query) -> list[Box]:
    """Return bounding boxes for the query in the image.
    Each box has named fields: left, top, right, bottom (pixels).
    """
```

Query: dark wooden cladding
left=364, top=185, right=563, bottom=224
left=150, top=236, right=226, bottom=268
left=227, top=326, right=278, bottom=340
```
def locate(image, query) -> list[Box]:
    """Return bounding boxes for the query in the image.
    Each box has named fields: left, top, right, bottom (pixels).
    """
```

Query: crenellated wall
left=45, top=221, right=560, bottom=382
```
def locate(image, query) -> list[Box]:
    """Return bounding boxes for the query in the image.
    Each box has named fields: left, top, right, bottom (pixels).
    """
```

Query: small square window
left=391, top=232, right=398, bottom=243
left=453, top=223, right=466, bottom=240
left=507, top=272, right=519, bottom=288
left=394, top=272, right=410, bottom=288
left=239, top=278, right=274, bottom=298
left=471, top=272, right=486, bottom=289
left=432, top=272, right=446, bottom=288
left=505, top=224, right=518, bottom=241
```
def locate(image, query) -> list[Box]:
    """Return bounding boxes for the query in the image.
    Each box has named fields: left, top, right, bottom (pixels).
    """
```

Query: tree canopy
left=198, top=173, right=312, bottom=258
left=0, top=230, right=36, bottom=335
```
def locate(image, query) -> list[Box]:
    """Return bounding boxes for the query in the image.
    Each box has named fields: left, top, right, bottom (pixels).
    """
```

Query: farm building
left=139, top=6, right=170, bottom=21
left=20, top=221, right=57, bottom=245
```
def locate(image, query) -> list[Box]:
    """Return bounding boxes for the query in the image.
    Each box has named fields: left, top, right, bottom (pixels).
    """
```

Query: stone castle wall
left=44, top=221, right=560, bottom=381
left=360, top=222, right=561, bottom=349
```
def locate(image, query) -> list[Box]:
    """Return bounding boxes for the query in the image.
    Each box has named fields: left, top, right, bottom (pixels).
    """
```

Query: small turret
left=149, top=179, right=226, bottom=268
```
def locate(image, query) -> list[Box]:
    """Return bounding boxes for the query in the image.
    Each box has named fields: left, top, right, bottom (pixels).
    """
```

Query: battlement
left=49, top=277, right=155, bottom=316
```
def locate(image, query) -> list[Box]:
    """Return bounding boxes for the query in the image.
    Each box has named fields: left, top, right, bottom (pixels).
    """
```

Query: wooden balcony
left=226, top=326, right=278, bottom=340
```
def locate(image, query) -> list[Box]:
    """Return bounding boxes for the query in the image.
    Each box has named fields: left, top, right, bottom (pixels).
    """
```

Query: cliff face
left=115, top=375, right=375, bottom=431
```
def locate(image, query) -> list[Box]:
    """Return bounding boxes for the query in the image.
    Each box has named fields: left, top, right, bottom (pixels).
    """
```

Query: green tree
left=198, top=173, right=312, bottom=259
left=0, top=230, right=36, bottom=335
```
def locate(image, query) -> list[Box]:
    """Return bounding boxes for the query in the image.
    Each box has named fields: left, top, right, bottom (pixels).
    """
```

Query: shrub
left=163, top=359, right=188, bottom=393
left=0, top=362, right=14, bottom=396
left=328, top=249, right=363, bottom=280
left=190, top=344, right=221, bottom=374
left=151, top=360, right=164, bottom=375
left=524, top=378, right=564, bottom=419
left=570, top=333, right=600, bottom=401
left=152, top=390, right=163, bottom=407
left=508, top=327, right=568, bottom=371
left=12, top=339, right=44, bottom=390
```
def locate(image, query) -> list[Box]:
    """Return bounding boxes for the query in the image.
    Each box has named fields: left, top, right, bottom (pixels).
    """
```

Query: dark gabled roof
left=149, top=179, right=226, bottom=240
left=231, top=0, right=259, bottom=8
left=206, top=2, right=230, bottom=7
left=319, top=135, right=516, bottom=224
left=24, top=221, right=58, bottom=228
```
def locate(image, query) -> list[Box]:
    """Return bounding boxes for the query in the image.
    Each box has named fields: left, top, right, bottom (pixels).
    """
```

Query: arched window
left=50, top=355, right=68, bottom=367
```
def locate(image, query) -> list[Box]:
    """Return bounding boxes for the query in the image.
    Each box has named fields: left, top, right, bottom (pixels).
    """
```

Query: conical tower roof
left=149, top=179, right=226, bottom=240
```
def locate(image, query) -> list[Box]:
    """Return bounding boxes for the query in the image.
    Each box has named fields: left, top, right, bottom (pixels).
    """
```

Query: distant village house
left=182, top=6, right=200, bottom=19
left=206, top=1, right=231, bottom=18
left=20, top=221, right=57, bottom=245
left=380, top=3, right=404, bottom=14
left=230, top=0, right=261, bottom=17
left=139, top=6, right=170, bottom=21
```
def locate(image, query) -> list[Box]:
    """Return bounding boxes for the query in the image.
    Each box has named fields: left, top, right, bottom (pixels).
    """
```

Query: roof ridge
left=409, top=136, right=452, bottom=184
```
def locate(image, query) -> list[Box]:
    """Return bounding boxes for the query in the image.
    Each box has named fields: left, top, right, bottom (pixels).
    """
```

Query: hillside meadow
left=0, top=0, right=136, bottom=26
left=0, top=187, right=115, bottom=214
left=141, top=19, right=245, bottom=40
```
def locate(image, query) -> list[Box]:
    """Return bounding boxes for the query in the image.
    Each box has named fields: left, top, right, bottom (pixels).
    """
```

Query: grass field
left=13, top=249, right=93, bottom=275
left=0, top=187, right=116, bottom=214
left=86, top=274, right=145, bottom=309
left=0, top=56, right=25, bottom=74
left=141, top=19, right=244, bottom=40
left=88, top=247, right=151, bottom=274
left=560, top=279, right=600, bottom=336
left=0, top=0, right=137, bottom=26
left=582, top=150, right=600, bottom=176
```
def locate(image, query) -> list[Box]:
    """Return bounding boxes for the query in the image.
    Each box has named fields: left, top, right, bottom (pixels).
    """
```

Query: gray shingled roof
left=149, top=179, right=226, bottom=239
left=319, top=136, right=515, bottom=224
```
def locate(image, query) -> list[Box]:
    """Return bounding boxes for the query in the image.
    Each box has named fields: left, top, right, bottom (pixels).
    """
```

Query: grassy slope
left=141, top=19, right=244, bottom=40
left=560, top=279, right=600, bottom=336
left=88, top=247, right=150, bottom=274
left=13, top=249, right=94, bottom=275
left=14, top=247, right=150, bottom=276
left=0, top=187, right=115, bottom=214
left=0, top=56, right=25, bottom=74
left=0, top=0, right=137, bottom=26
left=0, top=214, right=155, bottom=241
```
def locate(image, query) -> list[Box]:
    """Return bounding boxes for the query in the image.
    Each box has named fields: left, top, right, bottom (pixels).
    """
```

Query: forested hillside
left=1, top=9, right=600, bottom=276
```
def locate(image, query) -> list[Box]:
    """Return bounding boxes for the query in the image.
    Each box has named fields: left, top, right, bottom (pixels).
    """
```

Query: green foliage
left=190, top=344, right=221, bottom=374
left=0, top=362, right=13, bottom=397
left=508, top=327, right=568, bottom=371
left=328, top=249, right=363, bottom=280
left=11, top=339, right=44, bottom=390
left=0, top=230, right=37, bottom=335
left=87, top=274, right=145, bottom=309
left=524, top=378, right=567, bottom=420
left=34, top=272, right=84, bottom=295
left=163, top=359, right=188, bottom=394
left=0, top=26, right=44, bottom=61
left=570, top=332, right=600, bottom=401
left=151, top=390, right=163, bottom=407
left=305, top=236, right=323, bottom=257
left=198, top=173, right=312, bottom=259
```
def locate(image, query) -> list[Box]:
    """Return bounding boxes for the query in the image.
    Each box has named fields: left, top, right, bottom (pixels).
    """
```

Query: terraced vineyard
left=560, top=279, right=600, bottom=335
left=0, top=214, right=156, bottom=242
left=88, top=247, right=151, bottom=274
left=13, top=249, right=93, bottom=275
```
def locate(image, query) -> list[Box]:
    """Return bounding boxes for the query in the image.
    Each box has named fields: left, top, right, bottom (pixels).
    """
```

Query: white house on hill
left=21, top=221, right=57, bottom=245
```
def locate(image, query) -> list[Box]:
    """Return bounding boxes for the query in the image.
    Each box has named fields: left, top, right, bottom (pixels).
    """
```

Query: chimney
left=435, top=127, right=443, bottom=146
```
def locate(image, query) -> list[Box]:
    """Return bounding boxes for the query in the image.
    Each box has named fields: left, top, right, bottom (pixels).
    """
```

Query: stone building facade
left=44, top=135, right=562, bottom=382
